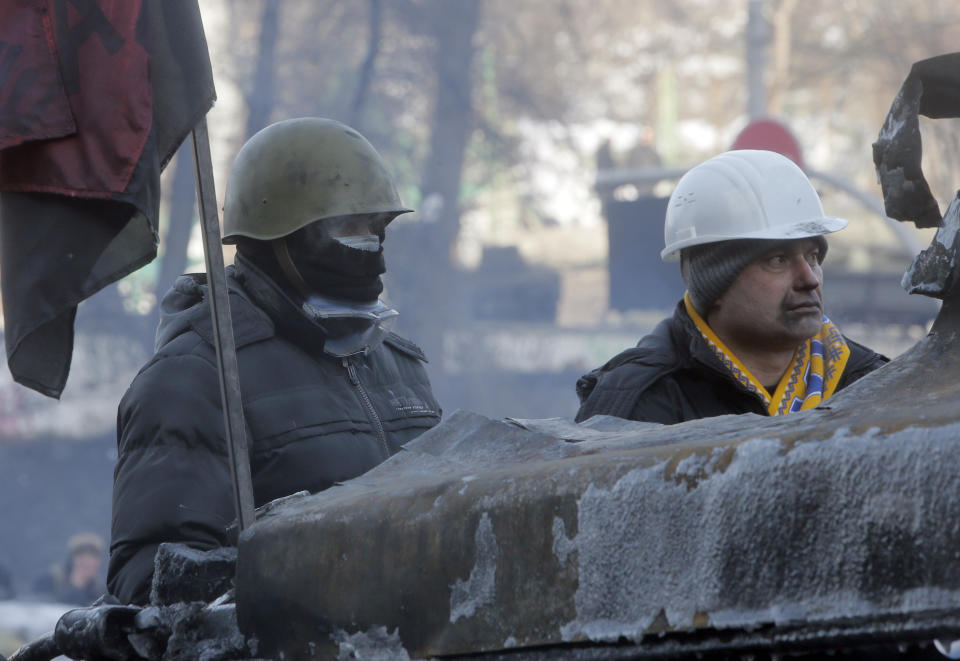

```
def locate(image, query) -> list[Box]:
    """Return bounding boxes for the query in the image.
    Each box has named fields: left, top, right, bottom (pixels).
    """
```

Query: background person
left=32, top=532, right=105, bottom=606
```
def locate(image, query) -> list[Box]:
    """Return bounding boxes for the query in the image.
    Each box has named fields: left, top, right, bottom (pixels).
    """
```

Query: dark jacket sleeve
left=108, top=353, right=236, bottom=605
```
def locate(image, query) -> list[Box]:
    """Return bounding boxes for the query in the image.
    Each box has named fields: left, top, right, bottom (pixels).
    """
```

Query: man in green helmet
left=107, top=118, right=442, bottom=605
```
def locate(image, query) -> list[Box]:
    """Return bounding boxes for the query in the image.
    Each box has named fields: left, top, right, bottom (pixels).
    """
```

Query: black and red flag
left=0, top=0, right=215, bottom=397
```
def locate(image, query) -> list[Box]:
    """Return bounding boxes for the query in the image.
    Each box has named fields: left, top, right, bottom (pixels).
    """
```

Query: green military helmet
left=222, top=117, right=412, bottom=243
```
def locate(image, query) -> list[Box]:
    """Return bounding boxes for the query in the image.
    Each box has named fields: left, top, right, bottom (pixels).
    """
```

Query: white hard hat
left=661, top=149, right=847, bottom=261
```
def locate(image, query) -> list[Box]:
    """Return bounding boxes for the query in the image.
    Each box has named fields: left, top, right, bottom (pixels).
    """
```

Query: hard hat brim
left=660, top=216, right=848, bottom=261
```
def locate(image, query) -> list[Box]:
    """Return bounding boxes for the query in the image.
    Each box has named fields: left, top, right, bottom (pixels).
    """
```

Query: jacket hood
left=154, top=267, right=275, bottom=352
left=155, top=274, right=210, bottom=351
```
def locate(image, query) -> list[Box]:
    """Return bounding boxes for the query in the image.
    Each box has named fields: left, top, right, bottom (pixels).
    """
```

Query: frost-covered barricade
left=232, top=52, right=960, bottom=660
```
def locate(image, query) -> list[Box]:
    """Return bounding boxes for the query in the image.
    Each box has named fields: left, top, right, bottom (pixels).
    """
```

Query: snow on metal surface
left=450, top=512, right=499, bottom=623
left=551, top=517, right=576, bottom=566
left=561, top=422, right=960, bottom=642
left=333, top=626, right=410, bottom=661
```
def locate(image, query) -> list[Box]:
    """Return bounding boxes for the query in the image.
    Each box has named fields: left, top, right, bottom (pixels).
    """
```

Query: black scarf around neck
left=233, top=255, right=328, bottom=356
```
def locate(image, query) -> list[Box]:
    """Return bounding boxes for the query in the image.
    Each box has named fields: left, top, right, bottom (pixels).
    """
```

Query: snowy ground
left=0, top=599, right=74, bottom=657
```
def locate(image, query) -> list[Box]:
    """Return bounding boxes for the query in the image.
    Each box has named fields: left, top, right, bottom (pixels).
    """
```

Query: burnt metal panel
left=235, top=296, right=960, bottom=659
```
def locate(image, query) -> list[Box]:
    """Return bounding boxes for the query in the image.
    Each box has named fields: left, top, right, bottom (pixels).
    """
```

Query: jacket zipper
left=343, top=357, right=391, bottom=460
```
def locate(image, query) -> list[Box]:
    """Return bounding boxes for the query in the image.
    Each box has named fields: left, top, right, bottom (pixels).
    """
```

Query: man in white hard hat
left=576, top=149, right=888, bottom=425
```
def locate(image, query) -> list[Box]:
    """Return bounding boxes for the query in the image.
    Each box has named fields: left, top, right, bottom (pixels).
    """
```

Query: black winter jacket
left=575, top=301, right=888, bottom=425
left=108, top=261, right=441, bottom=604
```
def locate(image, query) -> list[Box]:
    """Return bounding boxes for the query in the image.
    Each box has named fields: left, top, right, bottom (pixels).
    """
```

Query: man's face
left=69, top=551, right=101, bottom=588
left=708, top=238, right=825, bottom=352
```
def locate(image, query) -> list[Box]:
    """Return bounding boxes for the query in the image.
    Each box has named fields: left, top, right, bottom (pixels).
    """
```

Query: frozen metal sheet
left=235, top=296, right=960, bottom=659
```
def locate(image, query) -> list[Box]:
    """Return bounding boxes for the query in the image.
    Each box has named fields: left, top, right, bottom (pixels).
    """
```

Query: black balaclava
left=281, top=222, right=385, bottom=302
left=235, top=221, right=386, bottom=303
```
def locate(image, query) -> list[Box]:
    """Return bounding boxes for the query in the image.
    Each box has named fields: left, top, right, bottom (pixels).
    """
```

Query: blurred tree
left=415, top=0, right=481, bottom=250
left=381, top=0, right=483, bottom=367
left=244, top=0, right=282, bottom=137
left=764, top=0, right=960, bottom=202
left=350, top=0, right=383, bottom=131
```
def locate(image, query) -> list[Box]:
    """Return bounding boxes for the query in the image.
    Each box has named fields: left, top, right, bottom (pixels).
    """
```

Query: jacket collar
left=672, top=301, right=761, bottom=394
left=233, top=256, right=329, bottom=359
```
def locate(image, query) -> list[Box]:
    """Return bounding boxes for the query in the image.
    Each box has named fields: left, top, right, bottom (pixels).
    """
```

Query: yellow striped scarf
left=684, top=292, right=850, bottom=416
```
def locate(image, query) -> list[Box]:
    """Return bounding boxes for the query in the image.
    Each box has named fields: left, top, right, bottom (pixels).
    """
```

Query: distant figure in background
left=33, top=533, right=105, bottom=605
left=577, top=150, right=888, bottom=425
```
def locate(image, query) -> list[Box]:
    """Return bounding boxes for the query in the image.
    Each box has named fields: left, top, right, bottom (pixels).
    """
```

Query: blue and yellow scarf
left=684, top=292, right=850, bottom=416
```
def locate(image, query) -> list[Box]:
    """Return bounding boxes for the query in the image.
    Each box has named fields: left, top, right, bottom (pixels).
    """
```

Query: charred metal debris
left=7, top=544, right=260, bottom=661
left=873, top=52, right=960, bottom=300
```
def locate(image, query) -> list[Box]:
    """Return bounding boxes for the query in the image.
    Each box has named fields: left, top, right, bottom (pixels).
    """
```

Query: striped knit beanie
left=681, top=236, right=827, bottom=317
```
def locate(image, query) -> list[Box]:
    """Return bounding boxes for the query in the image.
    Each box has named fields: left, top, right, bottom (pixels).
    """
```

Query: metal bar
left=746, top=0, right=768, bottom=119
left=191, top=116, right=256, bottom=531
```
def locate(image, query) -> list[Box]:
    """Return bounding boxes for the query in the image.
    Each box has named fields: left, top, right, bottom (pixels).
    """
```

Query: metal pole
left=191, top=116, right=256, bottom=532
left=747, top=0, right=768, bottom=119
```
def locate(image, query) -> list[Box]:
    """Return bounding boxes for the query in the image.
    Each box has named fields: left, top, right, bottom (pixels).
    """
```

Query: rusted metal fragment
left=235, top=297, right=960, bottom=659
left=872, top=52, right=960, bottom=228
left=903, top=191, right=960, bottom=298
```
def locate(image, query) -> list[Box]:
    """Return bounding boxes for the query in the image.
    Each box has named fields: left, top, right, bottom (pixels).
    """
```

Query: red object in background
left=731, top=119, right=805, bottom=171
